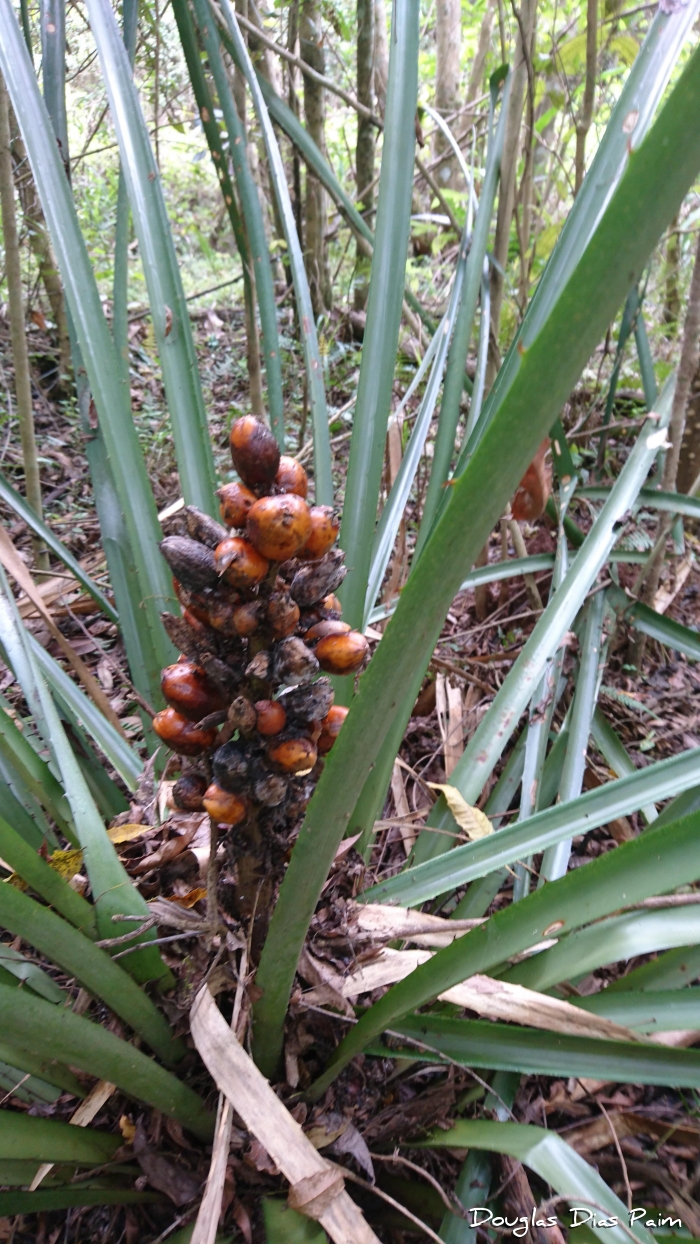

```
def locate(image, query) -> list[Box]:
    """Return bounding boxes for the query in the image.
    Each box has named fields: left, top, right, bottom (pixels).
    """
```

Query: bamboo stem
left=0, top=75, right=48, bottom=574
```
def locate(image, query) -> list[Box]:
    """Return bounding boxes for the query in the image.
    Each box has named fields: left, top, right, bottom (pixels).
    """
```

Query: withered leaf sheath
left=160, top=536, right=219, bottom=591
left=290, top=549, right=347, bottom=607
left=184, top=506, right=229, bottom=550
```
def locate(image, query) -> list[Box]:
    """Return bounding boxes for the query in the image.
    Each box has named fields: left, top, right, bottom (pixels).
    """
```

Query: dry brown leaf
left=133, top=1120, right=200, bottom=1206
left=427, top=783, right=493, bottom=839
left=167, top=887, right=207, bottom=908
left=191, top=1095, right=236, bottom=1244
left=347, top=900, right=484, bottom=948
left=132, top=821, right=200, bottom=874
left=108, top=823, right=153, bottom=846
left=190, top=986, right=381, bottom=1244
left=288, top=1168, right=345, bottom=1219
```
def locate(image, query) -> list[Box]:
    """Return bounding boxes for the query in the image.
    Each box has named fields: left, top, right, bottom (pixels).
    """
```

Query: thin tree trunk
left=663, top=214, right=682, bottom=336
left=0, top=77, right=48, bottom=573
left=677, top=359, right=700, bottom=495
left=487, top=0, right=538, bottom=387
left=10, top=119, right=71, bottom=386
left=433, top=0, right=461, bottom=190
left=373, top=0, right=389, bottom=117
left=300, top=0, right=331, bottom=317
left=466, top=0, right=496, bottom=110
left=633, top=229, right=700, bottom=664
left=574, top=0, right=597, bottom=195
left=354, top=0, right=375, bottom=311
left=287, top=0, right=303, bottom=247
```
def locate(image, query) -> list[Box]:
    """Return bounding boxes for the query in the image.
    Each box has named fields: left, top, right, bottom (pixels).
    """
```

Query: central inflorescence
left=151, top=417, right=367, bottom=926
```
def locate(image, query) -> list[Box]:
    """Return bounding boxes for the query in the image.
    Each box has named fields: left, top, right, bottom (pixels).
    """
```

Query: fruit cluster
left=152, top=416, right=368, bottom=833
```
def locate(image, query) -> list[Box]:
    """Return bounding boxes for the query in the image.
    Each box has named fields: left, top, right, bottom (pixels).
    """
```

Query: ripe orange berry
left=317, top=705, right=348, bottom=754
left=215, top=537, right=269, bottom=589
left=322, top=593, right=342, bottom=614
left=246, top=494, right=312, bottom=562
left=305, top=620, right=351, bottom=642
left=275, top=455, right=308, bottom=498
left=218, top=480, right=258, bottom=528
left=161, top=661, right=227, bottom=720
left=152, top=707, right=218, bottom=756
left=182, top=606, right=208, bottom=636
left=232, top=601, right=262, bottom=637
left=230, top=415, right=280, bottom=488
left=255, top=699, right=287, bottom=736
left=299, top=506, right=340, bottom=560
left=267, top=736, right=317, bottom=774
left=203, top=783, right=248, bottom=825
left=315, top=630, right=369, bottom=676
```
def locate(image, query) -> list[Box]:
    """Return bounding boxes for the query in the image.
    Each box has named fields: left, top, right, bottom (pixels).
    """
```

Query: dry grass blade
left=341, top=951, right=641, bottom=1042
left=0, top=526, right=126, bottom=737
left=189, top=985, right=381, bottom=1244
left=29, top=1080, right=116, bottom=1191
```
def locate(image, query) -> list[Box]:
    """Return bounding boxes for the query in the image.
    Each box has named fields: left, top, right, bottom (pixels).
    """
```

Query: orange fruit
left=246, top=494, right=312, bottom=562
left=218, top=480, right=258, bottom=528
left=152, top=707, right=218, bottom=756
left=229, top=415, right=280, bottom=488
left=317, top=705, right=348, bottom=754
left=255, top=699, right=287, bottom=736
left=203, top=783, right=248, bottom=825
left=275, top=455, right=308, bottom=498
left=161, top=661, right=227, bottom=720
left=315, top=630, right=369, bottom=676
left=299, top=506, right=340, bottom=560
left=215, top=537, right=269, bottom=589
left=267, top=736, right=317, bottom=774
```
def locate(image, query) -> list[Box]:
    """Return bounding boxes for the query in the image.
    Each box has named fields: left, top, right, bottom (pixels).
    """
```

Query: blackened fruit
left=232, top=601, right=262, bottom=637
left=246, top=494, right=312, bottom=562
left=172, top=772, right=208, bottom=811
left=317, top=705, right=349, bottom=754
left=267, top=736, right=317, bottom=774
left=315, top=630, right=369, bottom=676
left=272, top=636, right=319, bottom=686
left=215, top=537, right=269, bottom=589
left=161, top=661, right=227, bottom=720
left=275, top=455, right=308, bottom=498
left=160, top=536, right=219, bottom=591
left=255, top=699, right=286, bottom=736
left=305, top=620, right=351, bottom=643
left=184, top=506, right=228, bottom=550
left=212, top=741, right=251, bottom=792
left=153, top=707, right=218, bottom=756
left=299, top=506, right=340, bottom=560
left=282, top=678, right=333, bottom=723
left=218, top=480, right=258, bottom=528
left=253, top=771, right=288, bottom=807
left=266, top=593, right=300, bottom=638
left=203, top=783, right=248, bottom=825
left=230, top=415, right=280, bottom=488
left=290, top=549, right=346, bottom=607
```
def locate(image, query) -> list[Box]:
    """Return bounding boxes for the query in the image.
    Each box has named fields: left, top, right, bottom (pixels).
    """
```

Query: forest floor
left=1, top=305, right=699, bottom=1244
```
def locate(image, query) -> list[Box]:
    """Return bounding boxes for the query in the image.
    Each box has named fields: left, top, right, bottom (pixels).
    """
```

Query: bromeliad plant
left=1, top=0, right=700, bottom=1239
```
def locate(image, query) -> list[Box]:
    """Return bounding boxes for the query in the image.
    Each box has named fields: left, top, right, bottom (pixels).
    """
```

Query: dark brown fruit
left=275, top=455, right=308, bottom=498
left=253, top=772, right=288, bottom=807
left=272, top=636, right=319, bottom=686
left=218, top=480, right=258, bottom=528
left=215, top=537, right=269, bottom=589
left=232, top=601, right=262, bottom=637
left=290, top=549, right=346, bottom=607
left=315, top=630, right=369, bottom=676
left=184, top=505, right=228, bottom=549
left=282, top=678, right=333, bottom=723
left=227, top=696, right=257, bottom=734
left=161, top=661, right=227, bottom=720
left=203, top=783, right=248, bottom=825
left=160, top=536, right=219, bottom=591
left=267, top=736, right=317, bottom=774
left=266, top=593, right=300, bottom=638
left=246, top=494, right=312, bottom=562
left=230, top=415, right=280, bottom=488
left=152, top=707, right=218, bottom=756
left=305, top=619, right=351, bottom=643
left=212, top=741, right=251, bottom=792
left=317, top=705, right=349, bottom=754
left=172, top=772, right=208, bottom=811
left=255, top=699, right=286, bottom=736
left=299, top=506, right=340, bottom=560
